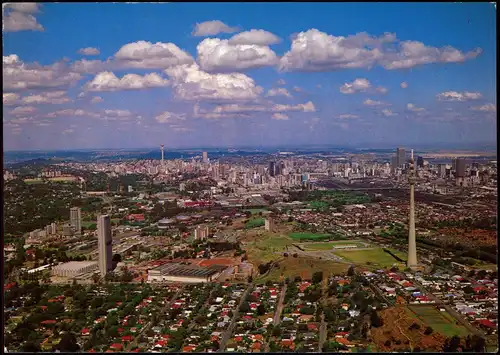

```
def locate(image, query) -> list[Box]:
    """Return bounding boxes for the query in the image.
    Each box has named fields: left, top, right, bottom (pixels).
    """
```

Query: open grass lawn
left=334, top=247, right=407, bottom=267
left=407, top=306, right=471, bottom=337
left=258, top=256, right=349, bottom=282
left=245, top=233, right=294, bottom=264
left=289, top=232, right=331, bottom=241
left=302, top=240, right=367, bottom=250
left=243, top=208, right=269, bottom=215
left=81, top=221, right=96, bottom=228
left=245, top=218, right=265, bottom=229
left=23, top=178, right=44, bottom=184
left=308, top=200, right=329, bottom=209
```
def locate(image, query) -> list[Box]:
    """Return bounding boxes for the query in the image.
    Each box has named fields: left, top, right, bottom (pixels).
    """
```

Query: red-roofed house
left=81, top=328, right=90, bottom=336
left=122, top=335, right=133, bottom=342
left=110, top=343, right=123, bottom=351
left=183, top=345, right=196, bottom=352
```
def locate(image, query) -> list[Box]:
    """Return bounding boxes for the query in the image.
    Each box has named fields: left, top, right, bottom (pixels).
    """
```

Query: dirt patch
left=198, top=258, right=238, bottom=267
left=371, top=306, right=447, bottom=352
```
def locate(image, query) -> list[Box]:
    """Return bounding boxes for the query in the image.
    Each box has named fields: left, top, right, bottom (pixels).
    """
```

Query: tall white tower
left=97, top=215, right=113, bottom=276
left=407, top=149, right=418, bottom=268
left=160, top=144, right=164, bottom=165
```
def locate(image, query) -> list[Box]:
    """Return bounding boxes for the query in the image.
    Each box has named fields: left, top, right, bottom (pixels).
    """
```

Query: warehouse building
left=51, top=261, right=98, bottom=278
left=148, top=263, right=226, bottom=283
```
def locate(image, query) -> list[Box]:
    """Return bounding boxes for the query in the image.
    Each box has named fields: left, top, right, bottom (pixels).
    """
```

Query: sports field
left=407, top=306, right=470, bottom=337
left=245, top=218, right=265, bottom=229
left=302, top=240, right=367, bottom=250
left=334, top=247, right=407, bottom=267
left=23, top=178, right=44, bottom=184
left=289, top=232, right=331, bottom=241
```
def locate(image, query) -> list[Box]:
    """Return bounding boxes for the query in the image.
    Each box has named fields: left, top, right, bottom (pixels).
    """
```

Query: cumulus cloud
left=197, top=38, right=278, bottom=72
left=22, top=91, right=71, bottom=104
left=340, top=78, right=371, bottom=94
left=85, top=71, right=170, bottom=92
left=375, top=86, right=388, bottom=94
left=3, top=93, right=20, bottom=105
left=279, top=29, right=481, bottom=72
left=44, top=109, right=100, bottom=119
left=363, top=99, right=384, bottom=106
left=407, top=103, right=425, bottom=112
left=471, top=103, right=496, bottom=112
left=337, top=114, right=359, bottom=119
left=292, top=86, right=304, bottom=93
left=193, top=103, right=251, bottom=119
left=266, top=88, right=292, bottom=98
left=3, top=3, right=44, bottom=32
left=210, top=101, right=315, bottom=114
left=78, top=47, right=100, bottom=56
left=381, top=109, right=397, bottom=117
left=165, top=64, right=263, bottom=102
left=276, top=79, right=286, bottom=86
left=8, top=116, right=34, bottom=125
left=155, top=111, right=186, bottom=123
left=71, top=59, right=111, bottom=74
left=90, top=96, right=104, bottom=104
left=114, top=41, right=194, bottom=69
left=400, top=81, right=408, bottom=89
left=436, top=91, right=482, bottom=101
left=272, top=113, right=289, bottom=120
left=192, top=20, right=239, bottom=36
left=3, top=55, right=82, bottom=91
left=229, top=29, right=281, bottom=46
left=9, top=106, right=37, bottom=115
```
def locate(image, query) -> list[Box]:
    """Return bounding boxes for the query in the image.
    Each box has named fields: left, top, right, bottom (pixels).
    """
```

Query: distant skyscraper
left=416, top=156, right=424, bottom=168
left=160, top=145, right=164, bottom=165
left=70, top=207, right=81, bottom=236
left=391, top=156, right=398, bottom=173
left=455, top=158, right=466, bottom=178
left=407, top=150, right=418, bottom=269
left=396, top=147, right=406, bottom=168
left=97, top=215, right=113, bottom=277
left=269, top=161, right=276, bottom=177
left=438, top=164, right=447, bottom=178
left=202, top=151, right=208, bottom=163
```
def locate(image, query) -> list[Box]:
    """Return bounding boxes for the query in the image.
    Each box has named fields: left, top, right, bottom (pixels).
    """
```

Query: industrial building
left=51, top=261, right=98, bottom=278
left=147, top=263, right=226, bottom=283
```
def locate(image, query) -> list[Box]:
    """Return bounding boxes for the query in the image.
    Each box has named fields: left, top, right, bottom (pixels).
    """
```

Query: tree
left=112, top=254, right=122, bottom=263
left=55, top=332, right=80, bottom=352
left=347, top=265, right=355, bottom=276
left=256, top=304, right=266, bottom=316
left=370, top=311, right=383, bottom=328
left=312, top=271, right=323, bottom=284
left=21, top=342, right=41, bottom=352
left=424, top=326, right=433, bottom=335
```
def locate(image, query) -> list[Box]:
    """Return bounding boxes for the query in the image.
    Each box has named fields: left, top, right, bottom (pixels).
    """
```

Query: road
left=318, top=276, right=329, bottom=352
left=265, top=283, right=288, bottom=352
left=125, top=285, right=185, bottom=351
left=218, top=283, right=254, bottom=352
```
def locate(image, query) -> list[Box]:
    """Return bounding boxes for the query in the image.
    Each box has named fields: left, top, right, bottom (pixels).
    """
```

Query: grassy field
left=308, top=200, right=329, bottom=210
left=334, top=247, right=407, bottom=267
left=243, top=208, right=269, bottom=215
left=258, top=256, right=349, bottom=282
left=23, top=178, right=44, bottom=184
left=407, top=306, right=471, bottom=337
left=302, top=240, right=367, bottom=250
left=289, top=232, right=331, bottom=241
left=245, top=218, right=265, bottom=229
left=245, top=233, right=294, bottom=264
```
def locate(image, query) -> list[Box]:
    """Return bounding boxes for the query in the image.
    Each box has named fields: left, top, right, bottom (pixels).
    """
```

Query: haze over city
left=3, top=2, right=497, bottom=151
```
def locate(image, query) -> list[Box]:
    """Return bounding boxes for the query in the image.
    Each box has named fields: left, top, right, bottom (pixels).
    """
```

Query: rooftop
left=150, top=263, right=225, bottom=278
left=52, top=261, right=98, bottom=271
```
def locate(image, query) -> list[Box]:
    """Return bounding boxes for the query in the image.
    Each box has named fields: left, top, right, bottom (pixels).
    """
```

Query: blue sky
left=3, top=2, right=497, bottom=150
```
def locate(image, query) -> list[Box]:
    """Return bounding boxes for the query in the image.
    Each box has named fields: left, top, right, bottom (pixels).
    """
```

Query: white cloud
left=471, top=103, right=496, bottom=112
left=44, top=109, right=100, bottom=119
left=9, top=116, right=34, bottom=125
left=71, top=59, right=111, bottom=74
left=3, top=3, right=43, bottom=32
left=340, top=78, right=371, bottom=94
left=10, top=106, right=37, bottom=115
left=170, top=126, right=193, bottom=133
left=400, top=81, right=408, bottom=89
left=407, top=103, right=425, bottom=112
left=62, top=129, right=74, bottom=135
left=114, top=41, right=194, bottom=69
left=436, top=91, right=482, bottom=101
left=165, top=64, right=263, bottom=102
left=3, top=55, right=82, bottom=91
left=78, top=47, right=100, bottom=56
left=279, top=29, right=481, bottom=72
left=292, top=86, right=303, bottom=93
left=210, top=101, right=315, bottom=114
left=90, top=96, right=104, bottom=104
left=155, top=111, right=186, bottom=123
left=85, top=71, right=170, bottom=92
left=381, top=109, right=397, bottom=117
left=22, top=91, right=71, bottom=104
left=3, top=93, right=20, bottom=105
left=192, top=20, right=239, bottom=36
left=229, top=29, right=281, bottom=46
left=193, top=103, right=251, bottom=119
left=337, top=114, right=359, bottom=119
left=272, top=113, right=289, bottom=120
left=375, top=86, right=388, bottom=94
left=363, top=99, right=384, bottom=106
left=272, top=101, right=316, bottom=113
left=266, top=88, right=292, bottom=98
left=197, top=38, right=278, bottom=72
left=276, top=79, right=286, bottom=86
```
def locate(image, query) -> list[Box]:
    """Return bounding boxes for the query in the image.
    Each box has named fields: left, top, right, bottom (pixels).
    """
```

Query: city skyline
left=3, top=2, right=497, bottom=151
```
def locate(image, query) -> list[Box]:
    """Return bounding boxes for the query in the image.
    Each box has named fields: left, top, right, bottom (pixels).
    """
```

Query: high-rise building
left=97, top=215, right=113, bottom=277
left=455, top=158, right=466, bottom=178
left=438, top=164, right=447, bottom=178
left=50, top=223, right=57, bottom=235
left=416, top=156, right=424, bottom=168
left=265, top=217, right=275, bottom=232
left=70, top=207, right=81, bottom=236
left=268, top=161, right=276, bottom=177
left=160, top=145, right=164, bottom=165
left=396, top=147, right=406, bottom=167
left=194, top=226, right=210, bottom=240
left=202, top=151, right=208, bottom=163
left=390, top=156, right=398, bottom=173
left=407, top=150, right=418, bottom=269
